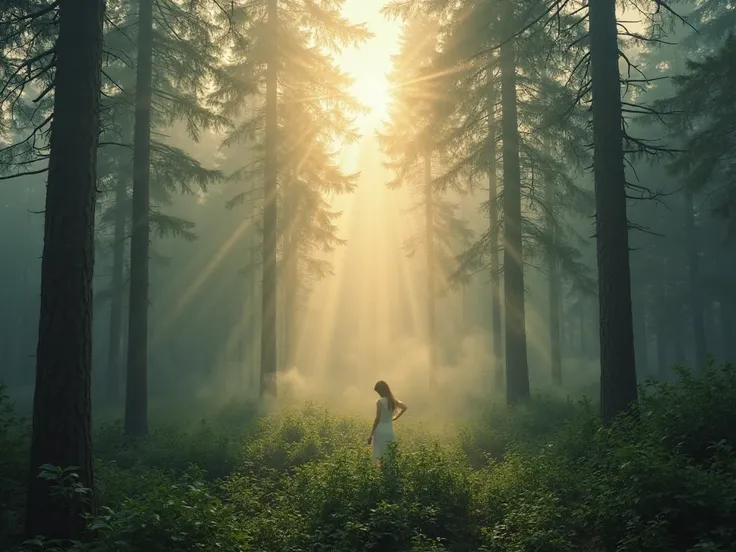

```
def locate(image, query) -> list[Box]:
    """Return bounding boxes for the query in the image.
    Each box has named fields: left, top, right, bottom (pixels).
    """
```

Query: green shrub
left=9, top=365, right=736, bottom=552
left=0, top=385, right=29, bottom=548
left=241, top=402, right=366, bottom=474
left=21, top=469, right=245, bottom=552
left=637, top=363, right=736, bottom=467
left=457, top=395, right=587, bottom=468
left=94, top=419, right=241, bottom=480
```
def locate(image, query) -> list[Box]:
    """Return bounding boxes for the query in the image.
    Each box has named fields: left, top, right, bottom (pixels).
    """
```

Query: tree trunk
left=106, top=177, right=127, bottom=400
left=720, top=295, right=736, bottom=364
left=589, top=0, right=638, bottom=424
left=282, top=183, right=298, bottom=370
left=486, top=66, right=504, bottom=390
left=632, top=283, right=649, bottom=377
left=655, top=305, right=668, bottom=378
left=249, top=190, right=259, bottom=392
left=578, top=305, right=585, bottom=356
left=260, top=0, right=279, bottom=397
left=684, top=191, right=707, bottom=365
left=544, top=151, right=562, bottom=386
left=26, top=0, right=105, bottom=540
left=425, top=152, right=437, bottom=388
left=283, top=254, right=298, bottom=369
left=674, top=313, right=686, bottom=366
left=124, top=0, right=154, bottom=436
left=499, top=19, right=530, bottom=404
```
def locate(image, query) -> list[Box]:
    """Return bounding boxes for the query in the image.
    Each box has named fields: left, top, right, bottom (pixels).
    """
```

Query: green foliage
left=94, top=419, right=243, bottom=480
left=0, top=386, right=29, bottom=547
left=456, top=395, right=592, bottom=467
left=84, top=472, right=245, bottom=552
left=5, top=367, right=736, bottom=551
left=665, top=35, right=736, bottom=231
left=218, top=0, right=367, bottom=289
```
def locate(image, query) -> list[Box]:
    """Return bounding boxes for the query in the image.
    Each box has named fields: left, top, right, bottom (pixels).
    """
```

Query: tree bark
left=106, top=176, right=127, bottom=400
left=544, top=150, right=562, bottom=386
left=486, top=67, right=504, bottom=390
left=589, top=0, right=638, bottom=424
left=260, top=0, right=279, bottom=397
left=720, top=295, right=736, bottom=364
left=249, top=181, right=259, bottom=391
left=499, top=13, right=530, bottom=404
left=282, top=183, right=298, bottom=371
left=578, top=305, right=585, bottom=356
left=425, top=152, right=438, bottom=388
left=684, top=190, right=707, bottom=365
left=632, top=283, right=649, bottom=377
left=656, top=317, right=668, bottom=377
left=124, top=0, right=154, bottom=436
left=26, top=0, right=105, bottom=540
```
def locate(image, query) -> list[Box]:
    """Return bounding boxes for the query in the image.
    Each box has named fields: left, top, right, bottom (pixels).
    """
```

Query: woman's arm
left=367, top=399, right=380, bottom=444
left=393, top=399, right=408, bottom=422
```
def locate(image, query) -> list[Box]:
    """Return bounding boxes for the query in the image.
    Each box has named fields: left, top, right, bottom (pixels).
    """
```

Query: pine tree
left=384, top=0, right=594, bottom=397
left=219, top=0, right=368, bottom=396
left=21, top=0, right=106, bottom=540
left=379, top=15, right=474, bottom=389
left=96, top=0, right=230, bottom=433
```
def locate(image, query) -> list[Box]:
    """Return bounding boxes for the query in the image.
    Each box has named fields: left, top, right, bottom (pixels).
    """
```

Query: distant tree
left=667, top=36, right=736, bottom=232
left=385, top=0, right=593, bottom=397
left=379, top=15, right=475, bottom=389
left=99, top=0, right=230, bottom=434
left=21, top=0, right=106, bottom=540
left=219, top=0, right=367, bottom=396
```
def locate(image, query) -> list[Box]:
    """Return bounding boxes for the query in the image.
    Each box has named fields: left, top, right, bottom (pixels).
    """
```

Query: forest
left=1, top=0, right=736, bottom=550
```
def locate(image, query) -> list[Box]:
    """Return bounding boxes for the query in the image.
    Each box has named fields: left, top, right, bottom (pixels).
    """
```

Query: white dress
left=372, top=397, right=396, bottom=460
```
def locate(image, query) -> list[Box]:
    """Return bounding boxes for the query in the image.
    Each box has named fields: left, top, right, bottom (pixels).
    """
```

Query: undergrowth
left=2, top=365, right=736, bottom=551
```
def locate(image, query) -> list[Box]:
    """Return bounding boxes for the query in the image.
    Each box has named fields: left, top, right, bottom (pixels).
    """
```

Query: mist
left=2, top=0, right=736, bottom=549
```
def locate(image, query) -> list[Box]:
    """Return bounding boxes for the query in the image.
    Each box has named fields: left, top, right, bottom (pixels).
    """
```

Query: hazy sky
left=338, top=0, right=401, bottom=133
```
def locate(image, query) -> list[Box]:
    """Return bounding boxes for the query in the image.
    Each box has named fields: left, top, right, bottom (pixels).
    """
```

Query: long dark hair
left=374, top=380, right=396, bottom=412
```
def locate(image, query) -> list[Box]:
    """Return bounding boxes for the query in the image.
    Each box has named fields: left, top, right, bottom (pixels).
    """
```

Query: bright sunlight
left=3, top=0, right=734, bottom=549
left=338, top=0, right=400, bottom=131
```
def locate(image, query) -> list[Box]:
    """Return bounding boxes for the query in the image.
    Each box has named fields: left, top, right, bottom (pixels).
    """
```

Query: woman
left=367, top=380, right=408, bottom=464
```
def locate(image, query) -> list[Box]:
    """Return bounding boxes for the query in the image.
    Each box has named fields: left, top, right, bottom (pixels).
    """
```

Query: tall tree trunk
left=425, top=152, right=437, bottom=388
left=282, top=184, right=298, bottom=370
left=684, top=190, right=707, bottom=365
left=578, top=305, right=585, bottom=356
left=632, top=283, right=649, bottom=377
left=124, top=0, right=153, bottom=436
left=545, top=154, right=562, bottom=386
left=674, top=312, right=686, bottom=366
left=499, top=14, right=530, bottom=404
left=260, top=0, right=279, bottom=397
left=720, top=295, right=735, bottom=364
left=589, top=0, right=638, bottom=424
left=656, top=298, right=669, bottom=378
left=249, top=193, right=259, bottom=392
left=486, top=66, right=504, bottom=390
left=106, top=177, right=127, bottom=400
left=283, top=252, right=298, bottom=369
left=26, top=0, right=105, bottom=540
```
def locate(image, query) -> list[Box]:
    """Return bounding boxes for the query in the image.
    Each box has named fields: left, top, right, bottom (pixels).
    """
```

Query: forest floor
left=2, top=365, right=736, bottom=551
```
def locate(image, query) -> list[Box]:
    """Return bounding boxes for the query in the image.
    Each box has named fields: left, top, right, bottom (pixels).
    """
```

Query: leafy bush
left=94, top=419, right=241, bottom=480
left=0, top=385, right=29, bottom=547
left=21, top=469, right=245, bottom=552
left=457, top=395, right=587, bottom=467
left=637, top=363, right=736, bottom=467
left=241, top=402, right=366, bottom=474
left=7, top=366, right=736, bottom=552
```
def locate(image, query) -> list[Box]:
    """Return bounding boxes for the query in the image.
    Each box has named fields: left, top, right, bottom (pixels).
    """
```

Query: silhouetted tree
left=22, top=0, right=106, bottom=540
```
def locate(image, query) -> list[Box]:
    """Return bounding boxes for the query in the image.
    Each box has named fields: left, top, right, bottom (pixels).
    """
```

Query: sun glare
left=337, top=0, right=400, bottom=132
left=352, top=72, right=390, bottom=125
